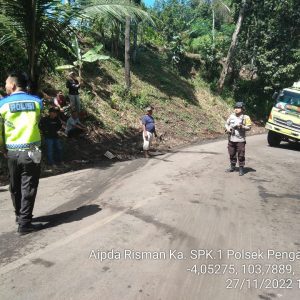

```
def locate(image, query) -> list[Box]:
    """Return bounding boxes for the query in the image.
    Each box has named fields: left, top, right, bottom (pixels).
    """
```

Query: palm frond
left=83, top=1, right=154, bottom=25
left=0, top=34, right=12, bottom=47
left=0, top=0, right=78, bottom=82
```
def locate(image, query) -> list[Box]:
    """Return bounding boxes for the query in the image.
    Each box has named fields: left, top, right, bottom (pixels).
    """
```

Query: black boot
left=18, top=223, right=43, bottom=235
left=239, top=166, right=245, bottom=176
left=226, top=164, right=235, bottom=172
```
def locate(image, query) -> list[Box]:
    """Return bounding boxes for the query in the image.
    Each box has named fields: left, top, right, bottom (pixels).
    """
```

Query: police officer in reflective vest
left=225, top=102, right=252, bottom=176
left=0, top=72, right=43, bottom=235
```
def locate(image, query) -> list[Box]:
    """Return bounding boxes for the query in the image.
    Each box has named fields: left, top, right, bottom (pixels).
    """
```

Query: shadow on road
left=149, top=157, right=173, bottom=162
left=34, top=204, right=102, bottom=230
left=244, top=167, right=256, bottom=174
left=169, top=150, right=221, bottom=155
left=266, top=141, right=300, bottom=152
left=275, top=142, right=300, bottom=152
left=0, top=205, right=102, bottom=265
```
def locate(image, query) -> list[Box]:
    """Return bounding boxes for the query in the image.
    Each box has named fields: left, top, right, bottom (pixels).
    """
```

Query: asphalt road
left=0, top=134, right=299, bottom=300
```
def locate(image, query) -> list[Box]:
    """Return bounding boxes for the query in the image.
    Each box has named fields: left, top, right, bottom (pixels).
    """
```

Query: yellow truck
left=265, top=81, right=300, bottom=146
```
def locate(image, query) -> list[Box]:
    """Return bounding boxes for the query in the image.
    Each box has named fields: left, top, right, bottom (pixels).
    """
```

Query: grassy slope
left=48, top=47, right=232, bottom=158
left=1, top=47, right=265, bottom=184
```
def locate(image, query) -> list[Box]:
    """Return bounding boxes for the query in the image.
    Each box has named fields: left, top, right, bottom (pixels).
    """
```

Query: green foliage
left=0, top=0, right=151, bottom=87
left=167, top=35, right=185, bottom=68
left=152, top=0, right=193, bottom=43
left=111, top=83, right=128, bottom=98
left=0, top=32, right=27, bottom=83
left=141, top=25, right=165, bottom=46
left=142, top=0, right=196, bottom=67
left=82, top=1, right=154, bottom=24
left=189, top=26, right=233, bottom=80
left=0, top=0, right=298, bottom=123
left=233, top=79, right=273, bottom=120
left=129, top=91, right=151, bottom=108
left=56, top=39, right=110, bottom=73
left=144, top=0, right=233, bottom=77
left=0, top=34, right=11, bottom=47
left=229, top=0, right=300, bottom=116
left=82, top=45, right=110, bottom=62
left=111, top=83, right=150, bottom=109
left=0, top=0, right=78, bottom=85
left=189, top=19, right=212, bottom=38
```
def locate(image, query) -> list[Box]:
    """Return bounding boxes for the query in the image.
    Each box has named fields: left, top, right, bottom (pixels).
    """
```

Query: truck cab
left=265, top=82, right=300, bottom=146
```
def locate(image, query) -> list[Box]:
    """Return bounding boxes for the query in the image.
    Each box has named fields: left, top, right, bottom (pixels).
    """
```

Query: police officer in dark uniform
left=0, top=72, right=43, bottom=235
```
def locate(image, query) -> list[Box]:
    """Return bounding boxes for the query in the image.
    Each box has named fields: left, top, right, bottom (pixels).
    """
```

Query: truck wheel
left=267, top=131, right=281, bottom=147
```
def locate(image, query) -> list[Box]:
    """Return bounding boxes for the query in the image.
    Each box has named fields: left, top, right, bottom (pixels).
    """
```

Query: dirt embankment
left=0, top=48, right=267, bottom=185
left=0, top=122, right=266, bottom=187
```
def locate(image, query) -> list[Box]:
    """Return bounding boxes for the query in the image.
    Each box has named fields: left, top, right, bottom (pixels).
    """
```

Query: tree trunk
left=111, top=31, right=115, bottom=56
left=132, top=22, right=138, bottom=64
left=115, top=24, right=120, bottom=58
left=132, top=0, right=141, bottom=64
left=29, top=0, right=37, bottom=89
left=111, top=23, right=119, bottom=57
left=212, top=8, right=215, bottom=50
left=217, top=0, right=247, bottom=93
left=125, top=16, right=131, bottom=90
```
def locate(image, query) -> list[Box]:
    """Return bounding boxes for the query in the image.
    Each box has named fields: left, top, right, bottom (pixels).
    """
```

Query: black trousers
left=228, top=141, right=246, bottom=167
left=7, top=151, right=41, bottom=227
left=67, top=128, right=84, bottom=138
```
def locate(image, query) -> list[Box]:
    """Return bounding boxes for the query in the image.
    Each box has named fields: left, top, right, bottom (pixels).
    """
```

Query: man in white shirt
left=65, top=110, right=86, bottom=138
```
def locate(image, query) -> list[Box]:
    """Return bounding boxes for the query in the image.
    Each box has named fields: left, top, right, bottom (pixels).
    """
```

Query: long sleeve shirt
left=66, top=79, right=79, bottom=95
left=225, top=113, right=252, bottom=142
left=39, top=116, right=62, bottom=139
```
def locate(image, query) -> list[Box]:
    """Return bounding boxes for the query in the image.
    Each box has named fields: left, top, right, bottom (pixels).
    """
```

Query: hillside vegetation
left=43, top=47, right=233, bottom=157
left=0, top=0, right=298, bottom=180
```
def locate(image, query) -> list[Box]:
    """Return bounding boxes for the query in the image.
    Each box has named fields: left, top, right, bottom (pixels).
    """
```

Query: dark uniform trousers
left=7, top=151, right=40, bottom=227
left=228, top=141, right=246, bottom=167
